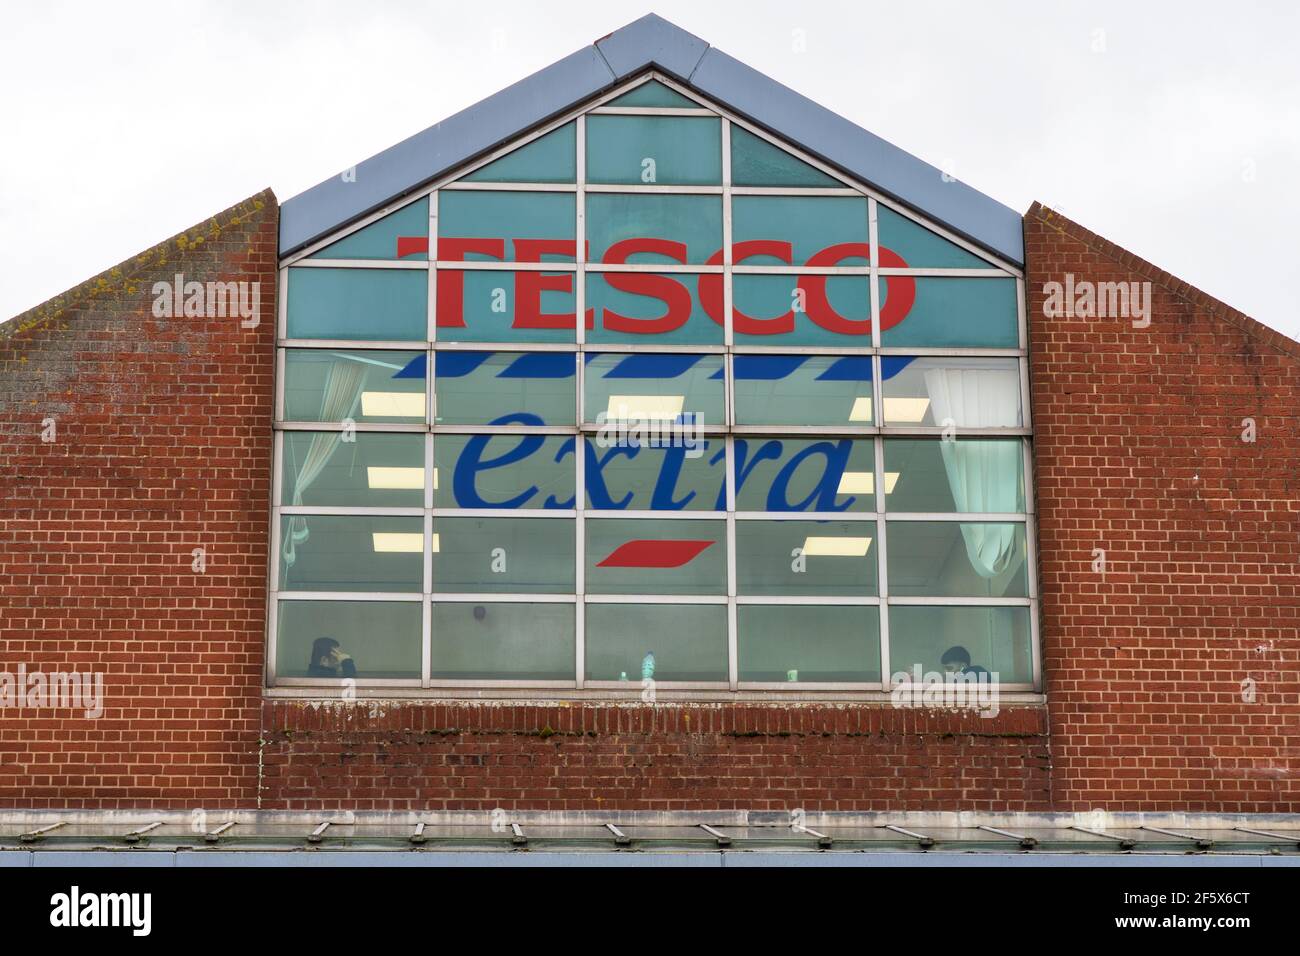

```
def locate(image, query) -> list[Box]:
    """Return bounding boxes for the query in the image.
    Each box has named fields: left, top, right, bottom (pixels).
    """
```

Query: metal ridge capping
left=277, top=14, right=1024, bottom=265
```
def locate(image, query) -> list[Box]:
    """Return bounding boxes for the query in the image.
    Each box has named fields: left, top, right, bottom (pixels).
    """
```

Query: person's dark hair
left=940, top=645, right=971, bottom=667
left=310, top=637, right=340, bottom=668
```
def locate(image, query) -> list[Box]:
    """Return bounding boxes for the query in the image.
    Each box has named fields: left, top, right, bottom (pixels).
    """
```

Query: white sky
left=2, top=0, right=1297, bottom=335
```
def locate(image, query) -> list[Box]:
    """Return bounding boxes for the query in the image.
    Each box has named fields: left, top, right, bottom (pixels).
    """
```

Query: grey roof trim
left=279, top=13, right=1024, bottom=266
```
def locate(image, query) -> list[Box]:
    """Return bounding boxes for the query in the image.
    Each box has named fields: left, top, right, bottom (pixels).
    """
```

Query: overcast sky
left=2, top=0, right=1297, bottom=335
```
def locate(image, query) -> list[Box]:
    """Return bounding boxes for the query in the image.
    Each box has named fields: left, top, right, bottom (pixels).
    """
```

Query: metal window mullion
left=726, top=435, right=738, bottom=691
left=875, top=432, right=891, bottom=688
left=869, top=199, right=881, bottom=350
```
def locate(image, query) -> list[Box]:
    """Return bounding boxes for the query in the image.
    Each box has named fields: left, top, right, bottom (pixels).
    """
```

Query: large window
left=271, top=75, right=1036, bottom=694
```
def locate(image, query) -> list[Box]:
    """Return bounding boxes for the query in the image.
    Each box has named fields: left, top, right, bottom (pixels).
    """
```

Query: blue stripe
left=879, top=356, right=916, bottom=380
left=432, top=352, right=491, bottom=378
left=600, top=354, right=702, bottom=379
left=498, top=352, right=576, bottom=378
left=816, top=356, right=873, bottom=381
left=733, top=355, right=806, bottom=380
left=393, top=354, right=429, bottom=379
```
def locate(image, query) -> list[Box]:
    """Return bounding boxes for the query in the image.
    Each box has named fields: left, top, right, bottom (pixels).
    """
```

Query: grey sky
left=2, top=0, right=1296, bottom=335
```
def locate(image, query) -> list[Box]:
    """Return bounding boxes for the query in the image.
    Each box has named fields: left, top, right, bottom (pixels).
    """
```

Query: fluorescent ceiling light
left=802, top=536, right=873, bottom=557
left=361, top=391, right=424, bottom=418
left=883, top=397, right=931, bottom=423
left=366, top=467, right=423, bottom=490
left=430, top=533, right=440, bottom=553
left=848, top=397, right=873, bottom=422
left=371, top=532, right=423, bottom=553
left=836, top=472, right=901, bottom=496
left=606, top=395, right=685, bottom=420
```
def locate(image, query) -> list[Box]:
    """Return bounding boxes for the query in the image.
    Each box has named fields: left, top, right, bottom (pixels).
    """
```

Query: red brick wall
left=0, top=192, right=277, bottom=809
left=1026, top=203, right=1300, bottom=813
left=260, top=700, right=1050, bottom=811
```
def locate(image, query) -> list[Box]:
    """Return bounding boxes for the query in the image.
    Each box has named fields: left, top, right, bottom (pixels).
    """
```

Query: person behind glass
left=940, top=645, right=989, bottom=680
left=308, top=637, right=356, bottom=678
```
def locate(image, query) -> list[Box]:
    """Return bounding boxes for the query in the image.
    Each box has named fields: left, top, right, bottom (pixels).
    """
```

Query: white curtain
left=922, top=364, right=1021, bottom=578
left=281, top=360, right=367, bottom=568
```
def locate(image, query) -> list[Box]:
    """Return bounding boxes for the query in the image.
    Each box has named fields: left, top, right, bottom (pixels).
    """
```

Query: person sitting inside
left=940, top=645, right=989, bottom=680
left=307, top=637, right=357, bottom=678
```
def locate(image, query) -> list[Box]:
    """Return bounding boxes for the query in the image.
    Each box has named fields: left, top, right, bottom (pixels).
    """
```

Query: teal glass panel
left=278, top=515, right=422, bottom=593
left=881, top=276, right=1018, bottom=347
left=585, top=603, right=728, bottom=682
left=434, top=351, right=576, bottom=425
left=733, top=437, right=875, bottom=513
left=286, top=268, right=426, bottom=341
left=431, top=602, right=574, bottom=680
left=735, top=519, right=877, bottom=595
left=276, top=599, right=421, bottom=680
left=460, top=122, right=576, bottom=183
left=884, top=438, right=1025, bottom=514
left=583, top=352, right=723, bottom=426
left=732, top=274, right=870, bottom=346
left=586, top=115, right=721, bottom=185
left=436, top=270, right=578, bottom=344
left=887, top=521, right=1028, bottom=597
left=584, top=438, right=724, bottom=511
left=586, top=273, right=722, bottom=345
left=432, top=517, right=574, bottom=593
left=732, top=196, right=868, bottom=266
left=309, top=197, right=429, bottom=261
left=435, top=434, right=575, bottom=510
left=888, top=605, right=1033, bottom=684
left=876, top=204, right=993, bottom=269
left=733, top=354, right=873, bottom=426
left=282, top=349, right=426, bottom=424
left=586, top=193, right=722, bottom=265
left=738, top=605, right=880, bottom=682
left=281, top=432, right=424, bottom=508
left=730, top=125, right=841, bottom=187
left=438, top=191, right=576, bottom=261
left=879, top=356, right=1021, bottom=427
left=585, top=518, right=726, bottom=594
left=606, top=79, right=700, bottom=109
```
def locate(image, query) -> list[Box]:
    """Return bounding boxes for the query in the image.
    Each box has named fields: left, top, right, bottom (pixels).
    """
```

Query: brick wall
left=0, top=191, right=277, bottom=808
left=1026, top=203, right=1300, bottom=813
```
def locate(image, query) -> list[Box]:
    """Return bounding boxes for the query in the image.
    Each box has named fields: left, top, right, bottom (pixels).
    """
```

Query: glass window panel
left=435, top=351, right=576, bottom=425
left=283, top=349, right=426, bottom=424
left=733, top=354, right=873, bottom=426
left=309, top=197, right=429, bottom=261
left=435, top=434, right=575, bottom=510
left=281, top=432, right=424, bottom=508
left=732, top=274, right=870, bottom=346
left=887, top=521, right=1028, bottom=597
left=278, top=515, right=422, bottom=592
left=876, top=204, right=993, bottom=270
left=606, top=80, right=701, bottom=109
left=736, top=519, right=877, bottom=595
left=586, top=273, right=722, bottom=345
left=436, top=270, right=578, bottom=344
left=438, top=191, right=576, bottom=262
left=881, top=276, right=1018, bottom=348
left=880, top=356, right=1021, bottom=427
left=884, top=438, right=1025, bottom=513
left=585, top=115, right=721, bottom=185
left=586, top=193, right=722, bottom=265
left=584, top=438, right=724, bottom=511
left=583, top=352, right=723, bottom=426
left=431, top=602, right=574, bottom=680
left=730, top=125, right=840, bottom=187
left=460, top=122, right=576, bottom=183
left=734, top=437, right=875, bottom=513
left=585, top=603, right=727, bottom=681
left=738, top=605, right=880, bottom=682
left=432, top=517, right=574, bottom=593
left=276, top=599, right=421, bottom=680
left=732, top=196, right=868, bottom=266
left=586, top=518, right=725, bottom=594
left=888, top=605, right=1032, bottom=684
left=286, top=268, right=426, bottom=341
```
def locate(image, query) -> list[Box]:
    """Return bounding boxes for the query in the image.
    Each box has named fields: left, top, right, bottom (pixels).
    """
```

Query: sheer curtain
left=922, top=363, right=1021, bottom=578
left=281, top=360, right=367, bottom=569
